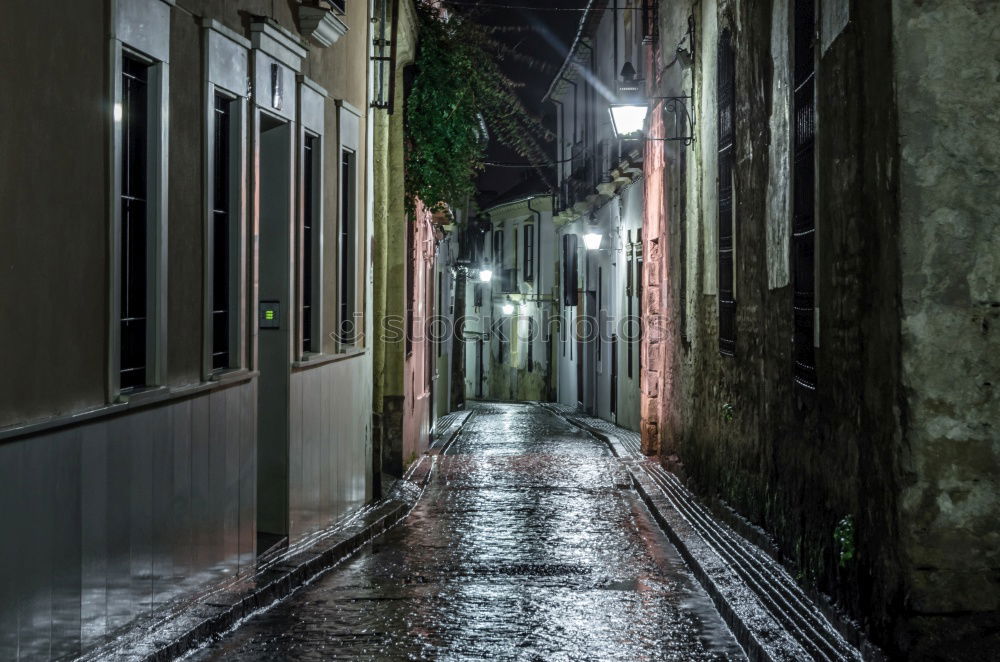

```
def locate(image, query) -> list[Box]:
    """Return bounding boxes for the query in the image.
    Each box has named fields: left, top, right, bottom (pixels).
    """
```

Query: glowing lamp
left=609, top=104, right=648, bottom=138
left=583, top=232, right=603, bottom=251
left=479, top=269, right=493, bottom=283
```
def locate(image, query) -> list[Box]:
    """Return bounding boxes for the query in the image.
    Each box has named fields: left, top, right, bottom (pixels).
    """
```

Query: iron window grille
left=636, top=228, right=643, bottom=375
left=717, top=28, right=737, bottom=357
left=212, top=93, right=234, bottom=370
left=679, top=132, right=689, bottom=345
left=340, top=149, right=357, bottom=346
left=120, top=54, right=150, bottom=390
left=302, top=134, right=319, bottom=353
left=626, top=230, right=634, bottom=379
left=793, top=0, right=817, bottom=390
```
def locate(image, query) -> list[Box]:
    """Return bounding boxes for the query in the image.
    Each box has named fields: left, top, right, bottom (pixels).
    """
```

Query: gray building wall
left=0, top=0, right=374, bottom=658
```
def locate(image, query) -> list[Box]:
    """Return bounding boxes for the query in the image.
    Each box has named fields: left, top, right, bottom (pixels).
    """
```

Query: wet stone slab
left=190, top=402, right=746, bottom=661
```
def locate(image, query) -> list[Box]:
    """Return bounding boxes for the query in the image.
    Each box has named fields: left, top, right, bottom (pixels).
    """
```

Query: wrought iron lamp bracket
left=648, top=95, right=696, bottom=145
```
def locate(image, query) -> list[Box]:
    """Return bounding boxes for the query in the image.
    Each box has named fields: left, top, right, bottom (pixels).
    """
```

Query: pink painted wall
left=639, top=42, right=679, bottom=457
left=402, top=202, right=436, bottom=464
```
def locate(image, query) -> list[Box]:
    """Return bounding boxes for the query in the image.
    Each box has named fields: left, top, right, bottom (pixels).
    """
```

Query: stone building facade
left=0, top=0, right=375, bottom=657
left=640, top=0, right=999, bottom=658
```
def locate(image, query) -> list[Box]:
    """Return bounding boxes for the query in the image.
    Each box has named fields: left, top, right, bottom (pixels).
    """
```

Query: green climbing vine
left=405, top=1, right=552, bottom=215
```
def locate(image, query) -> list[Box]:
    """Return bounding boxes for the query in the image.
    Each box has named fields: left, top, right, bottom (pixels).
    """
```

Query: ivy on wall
left=405, top=1, right=552, bottom=215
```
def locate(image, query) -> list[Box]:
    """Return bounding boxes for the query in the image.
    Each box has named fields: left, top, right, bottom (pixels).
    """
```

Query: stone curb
left=547, top=407, right=869, bottom=662
left=428, top=408, right=474, bottom=456
left=83, top=456, right=438, bottom=662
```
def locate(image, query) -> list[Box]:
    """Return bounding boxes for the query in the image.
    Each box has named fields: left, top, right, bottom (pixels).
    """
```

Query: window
left=793, top=0, right=817, bottom=390
left=211, top=93, right=236, bottom=369
left=527, top=325, right=534, bottom=372
left=626, top=230, right=634, bottom=379
left=340, top=149, right=357, bottom=345
left=437, top=272, right=443, bottom=357
left=493, top=228, right=504, bottom=266
left=498, top=318, right=506, bottom=364
left=597, top=267, right=603, bottom=362
left=523, top=225, right=535, bottom=282
left=119, top=54, right=151, bottom=390
left=562, top=234, right=578, bottom=306
left=301, top=134, right=319, bottom=353
left=406, top=218, right=414, bottom=356
left=717, top=28, right=737, bottom=357
left=636, top=228, right=643, bottom=375
left=679, top=139, right=689, bottom=344
left=501, top=268, right=517, bottom=294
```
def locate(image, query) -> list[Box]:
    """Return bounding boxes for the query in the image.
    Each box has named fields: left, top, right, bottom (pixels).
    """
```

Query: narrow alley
left=191, top=403, right=745, bottom=661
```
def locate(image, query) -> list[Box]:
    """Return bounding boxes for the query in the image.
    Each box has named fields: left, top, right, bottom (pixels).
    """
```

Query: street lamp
left=609, top=61, right=695, bottom=144
left=479, top=268, right=493, bottom=283
left=501, top=298, right=515, bottom=316
left=609, top=62, right=647, bottom=138
left=582, top=232, right=603, bottom=251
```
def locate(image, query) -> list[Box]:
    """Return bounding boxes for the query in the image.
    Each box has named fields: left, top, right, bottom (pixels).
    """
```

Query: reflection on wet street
left=192, top=403, right=746, bottom=660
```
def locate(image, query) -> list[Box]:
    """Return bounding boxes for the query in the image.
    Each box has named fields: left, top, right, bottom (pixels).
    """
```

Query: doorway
left=256, top=115, right=293, bottom=551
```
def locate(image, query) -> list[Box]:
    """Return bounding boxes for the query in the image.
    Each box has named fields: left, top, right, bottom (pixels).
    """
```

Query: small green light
left=266, top=310, right=275, bottom=321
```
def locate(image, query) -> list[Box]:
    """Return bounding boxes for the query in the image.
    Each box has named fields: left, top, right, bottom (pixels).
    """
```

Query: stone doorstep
left=549, top=408, right=871, bottom=662
left=83, top=465, right=435, bottom=662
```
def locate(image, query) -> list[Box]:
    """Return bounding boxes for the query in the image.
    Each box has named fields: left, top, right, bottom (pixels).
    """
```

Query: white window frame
left=108, top=0, right=170, bottom=400
left=203, top=19, right=250, bottom=379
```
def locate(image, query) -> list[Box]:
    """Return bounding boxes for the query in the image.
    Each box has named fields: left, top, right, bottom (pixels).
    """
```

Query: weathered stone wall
left=658, top=0, right=915, bottom=654
left=893, top=0, right=1000, bottom=657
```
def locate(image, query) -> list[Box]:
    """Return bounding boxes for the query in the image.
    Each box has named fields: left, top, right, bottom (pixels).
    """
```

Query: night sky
left=445, top=0, right=592, bottom=204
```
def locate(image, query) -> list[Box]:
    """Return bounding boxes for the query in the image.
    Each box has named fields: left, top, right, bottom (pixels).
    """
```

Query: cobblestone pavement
left=190, top=402, right=746, bottom=661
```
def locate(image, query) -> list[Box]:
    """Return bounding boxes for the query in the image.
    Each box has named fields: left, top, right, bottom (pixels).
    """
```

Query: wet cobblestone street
left=191, top=403, right=745, bottom=660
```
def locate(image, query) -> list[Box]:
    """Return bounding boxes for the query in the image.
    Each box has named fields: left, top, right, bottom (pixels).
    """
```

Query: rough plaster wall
left=764, top=0, right=790, bottom=290
left=893, top=0, right=1000, bottom=651
left=698, top=0, right=719, bottom=296
left=673, top=0, right=908, bottom=654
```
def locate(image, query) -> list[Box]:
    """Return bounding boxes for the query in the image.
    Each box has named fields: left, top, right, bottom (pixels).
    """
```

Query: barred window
left=717, top=28, right=737, bottom=357
left=793, top=0, right=817, bottom=390
left=120, top=54, right=150, bottom=390
left=301, top=134, right=319, bottom=353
